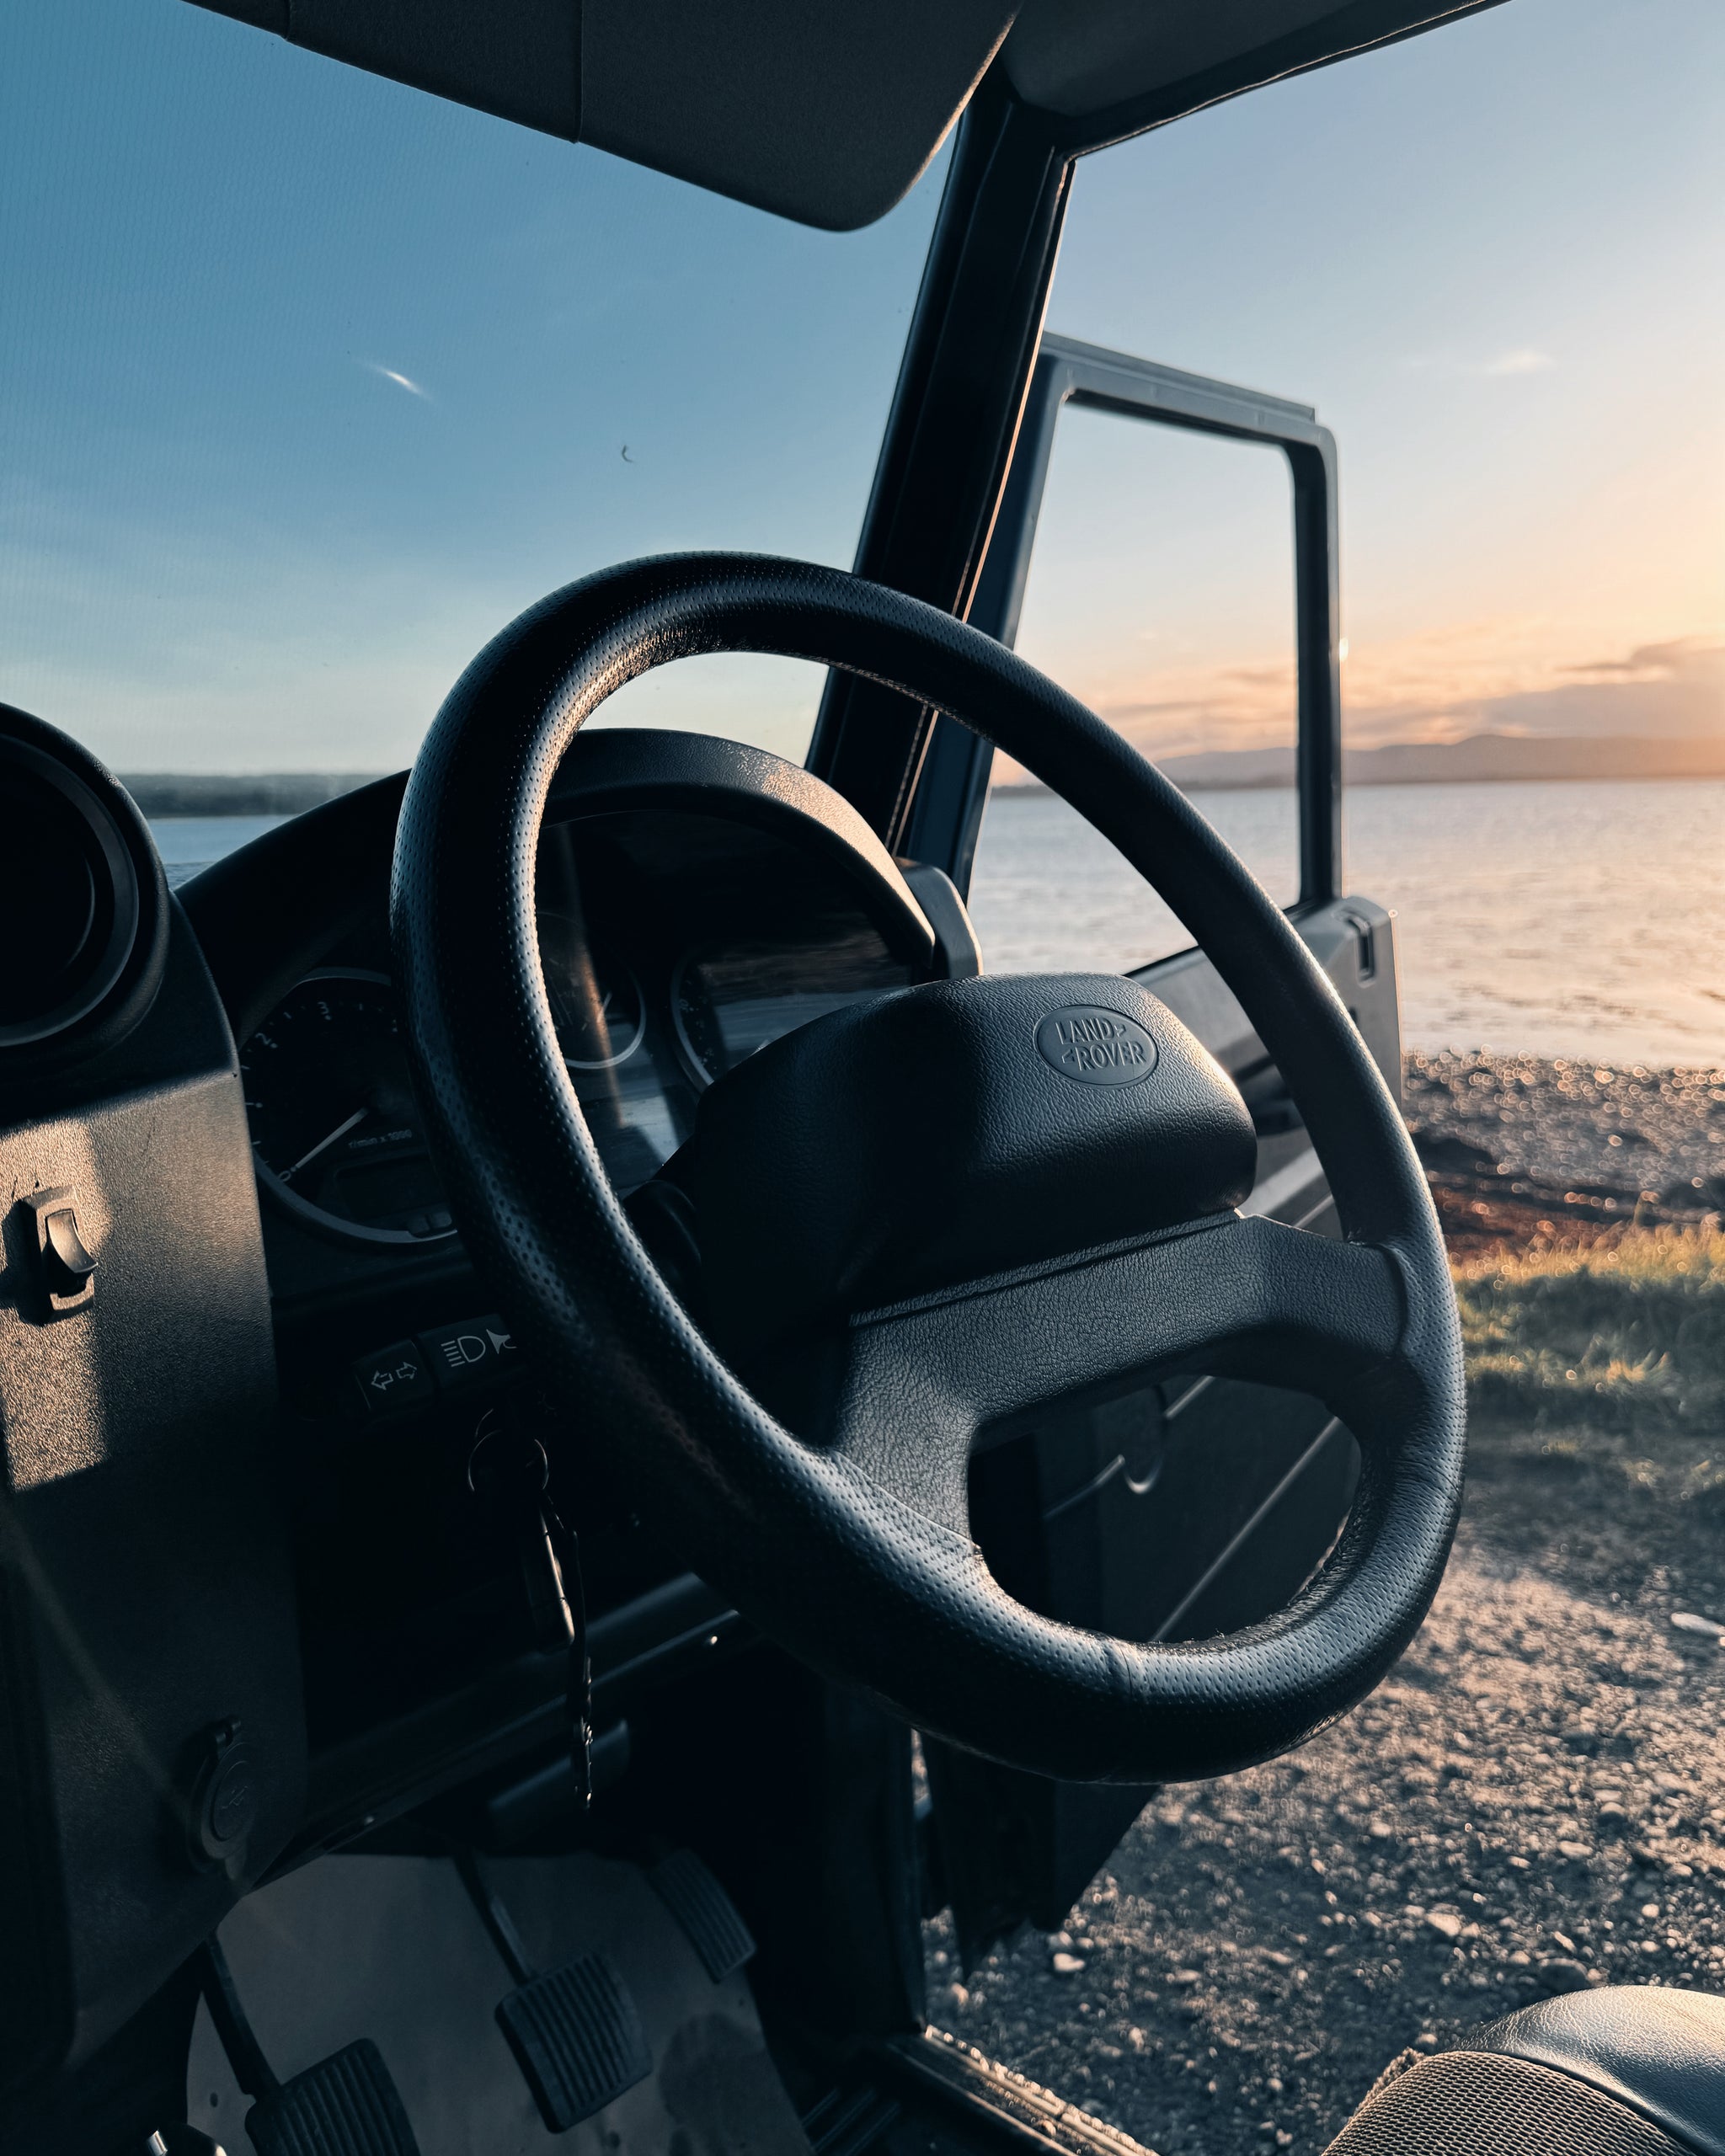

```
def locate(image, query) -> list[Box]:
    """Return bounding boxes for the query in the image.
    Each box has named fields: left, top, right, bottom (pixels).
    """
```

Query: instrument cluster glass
left=240, top=811, right=926, bottom=1247
left=241, top=970, right=456, bottom=1246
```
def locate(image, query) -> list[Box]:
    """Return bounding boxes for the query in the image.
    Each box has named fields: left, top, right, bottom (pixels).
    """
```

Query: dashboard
left=177, top=729, right=972, bottom=1854
left=237, top=803, right=932, bottom=1251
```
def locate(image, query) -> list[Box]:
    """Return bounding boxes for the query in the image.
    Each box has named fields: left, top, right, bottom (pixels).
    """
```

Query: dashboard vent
left=1, top=707, right=167, bottom=1064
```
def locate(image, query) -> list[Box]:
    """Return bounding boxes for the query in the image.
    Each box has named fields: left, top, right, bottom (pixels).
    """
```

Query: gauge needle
left=285, top=1107, right=368, bottom=1180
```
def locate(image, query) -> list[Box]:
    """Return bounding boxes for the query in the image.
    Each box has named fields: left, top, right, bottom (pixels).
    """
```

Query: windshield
left=1, top=0, right=944, bottom=811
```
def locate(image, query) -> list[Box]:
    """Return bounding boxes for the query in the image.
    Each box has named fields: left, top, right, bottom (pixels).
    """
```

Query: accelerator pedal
left=648, top=1849, right=756, bottom=1982
left=495, top=1951, right=652, bottom=2132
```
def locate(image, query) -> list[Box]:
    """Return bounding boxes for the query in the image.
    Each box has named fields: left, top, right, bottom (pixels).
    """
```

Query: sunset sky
left=1, top=0, right=1719, bottom=776
left=1018, top=0, right=1724, bottom=766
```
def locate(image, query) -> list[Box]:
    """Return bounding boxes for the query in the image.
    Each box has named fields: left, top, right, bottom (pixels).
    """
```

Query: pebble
left=1538, top=1958, right=1594, bottom=1993
left=1405, top=1054, right=1725, bottom=1208
left=1670, top=1613, right=1724, bottom=1640
left=1051, top=1952, right=1087, bottom=1977
left=1425, top=1912, right=1464, bottom=1940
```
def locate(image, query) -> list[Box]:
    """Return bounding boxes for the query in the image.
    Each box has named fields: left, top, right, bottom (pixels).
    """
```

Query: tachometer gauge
left=239, top=970, right=457, bottom=1246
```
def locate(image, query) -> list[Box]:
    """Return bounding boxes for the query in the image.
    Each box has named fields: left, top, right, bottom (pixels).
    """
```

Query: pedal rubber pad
left=246, top=2039, right=421, bottom=2156
left=648, top=1849, right=756, bottom=1982
left=494, top=1951, right=651, bottom=2131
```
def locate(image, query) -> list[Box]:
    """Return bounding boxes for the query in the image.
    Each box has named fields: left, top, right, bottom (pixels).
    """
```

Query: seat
left=1326, top=1986, right=1725, bottom=2156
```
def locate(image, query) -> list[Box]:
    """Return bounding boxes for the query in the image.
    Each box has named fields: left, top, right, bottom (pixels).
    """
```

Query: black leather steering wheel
left=391, top=553, right=1465, bottom=1785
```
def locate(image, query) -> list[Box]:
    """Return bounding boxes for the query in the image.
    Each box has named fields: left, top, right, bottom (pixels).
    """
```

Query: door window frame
left=902, top=331, right=1344, bottom=913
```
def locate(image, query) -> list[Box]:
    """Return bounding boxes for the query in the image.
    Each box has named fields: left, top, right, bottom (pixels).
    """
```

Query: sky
left=1026, top=0, right=1725, bottom=763
left=0, top=0, right=943, bottom=771
left=1, top=0, right=1720, bottom=776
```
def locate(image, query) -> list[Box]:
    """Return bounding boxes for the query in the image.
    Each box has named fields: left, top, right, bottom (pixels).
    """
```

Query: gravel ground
left=925, top=1520, right=1725, bottom=2153
left=920, top=1056, right=1725, bottom=2154
left=1405, top=1053, right=1725, bottom=1257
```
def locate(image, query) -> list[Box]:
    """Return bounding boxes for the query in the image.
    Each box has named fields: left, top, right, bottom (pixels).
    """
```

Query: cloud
left=1343, top=634, right=1724, bottom=748
left=996, top=625, right=1725, bottom=776
left=1403, top=346, right=1557, bottom=379
left=1479, top=346, right=1557, bottom=376
left=1562, top=638, right=1725, bottom=683
left=361, top=361, right=433, bottom=402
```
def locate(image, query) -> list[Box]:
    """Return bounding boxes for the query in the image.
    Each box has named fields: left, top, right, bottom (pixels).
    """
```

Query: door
left=904, top=334, right=1402, bottom=1961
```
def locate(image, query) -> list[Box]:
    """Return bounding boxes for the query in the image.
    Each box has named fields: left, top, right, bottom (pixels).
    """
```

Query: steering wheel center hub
left=676, top=970, right=1254, bottom=1367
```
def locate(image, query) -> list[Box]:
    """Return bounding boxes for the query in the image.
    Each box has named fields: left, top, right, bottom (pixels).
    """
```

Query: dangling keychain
left=542, top=1490, right=593, bottom=1812
left=467, top=1415, right=591, bottom=1808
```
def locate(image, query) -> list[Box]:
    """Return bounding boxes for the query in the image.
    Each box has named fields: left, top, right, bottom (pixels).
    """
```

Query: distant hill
left=122, top=733, right=1725, bottom=816
left=1065, top=734, right=1725, bottom=792
left=1343, top=734, right=1725, bottom=785
left=122, top=772, right=387, bottom=815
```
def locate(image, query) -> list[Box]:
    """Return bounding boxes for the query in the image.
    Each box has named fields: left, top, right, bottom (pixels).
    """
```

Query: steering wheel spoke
left=801, top=1213, right=1406, bottom=1540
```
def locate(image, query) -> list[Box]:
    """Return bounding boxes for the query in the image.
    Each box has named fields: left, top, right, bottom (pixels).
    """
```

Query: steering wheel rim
left=392, top=552, right=1464, bottom=1785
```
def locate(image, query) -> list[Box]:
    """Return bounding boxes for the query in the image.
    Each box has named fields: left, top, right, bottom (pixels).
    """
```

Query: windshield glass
left=1, top=0, right=944, bottom=819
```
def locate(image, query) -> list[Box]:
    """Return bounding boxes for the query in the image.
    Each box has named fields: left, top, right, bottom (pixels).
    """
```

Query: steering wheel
left=392, top=554, right=1464, bottom=1785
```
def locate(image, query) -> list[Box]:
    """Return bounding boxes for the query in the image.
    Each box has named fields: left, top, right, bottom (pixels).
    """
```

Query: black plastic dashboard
left=177, top=728, right=978, bottom=1860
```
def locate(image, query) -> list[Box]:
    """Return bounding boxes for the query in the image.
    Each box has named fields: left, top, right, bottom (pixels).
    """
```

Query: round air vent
left=1, top=707, right=167, bottom=1063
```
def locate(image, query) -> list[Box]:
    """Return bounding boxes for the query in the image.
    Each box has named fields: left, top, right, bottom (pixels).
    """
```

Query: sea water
left=968, top=778, right=1725, bottom=1070
left=152, top=815, right=288, bottom=882
left=149, top=778, right=1725, bottom=1070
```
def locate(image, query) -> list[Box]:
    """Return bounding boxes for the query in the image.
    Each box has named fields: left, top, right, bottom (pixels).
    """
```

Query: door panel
left=913, top=336, right=1399, bottom=1961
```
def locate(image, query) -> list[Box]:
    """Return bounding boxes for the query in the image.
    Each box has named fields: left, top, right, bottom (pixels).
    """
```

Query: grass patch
left=1455, top=1230, right=1725, bottom=1558
left=1456, top=1226, right=1725, bottom=1433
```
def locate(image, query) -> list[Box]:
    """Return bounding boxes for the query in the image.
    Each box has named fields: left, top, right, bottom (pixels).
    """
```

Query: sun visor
left=185, top=0, right=1015, bottom=231
left=184, top=0, right=1501, bottom=228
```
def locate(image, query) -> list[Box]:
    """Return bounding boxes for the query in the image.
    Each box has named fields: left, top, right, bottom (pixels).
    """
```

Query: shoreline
left=1403, top=1053, right=1725, bottom=1259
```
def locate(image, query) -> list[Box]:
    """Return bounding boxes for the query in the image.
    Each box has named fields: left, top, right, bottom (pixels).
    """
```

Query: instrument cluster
left=239, top=804, right=924, bottom=1249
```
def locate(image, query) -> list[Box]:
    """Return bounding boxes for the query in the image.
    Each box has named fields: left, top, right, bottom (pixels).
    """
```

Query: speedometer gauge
left=239, top=970, right=457, bottom=1246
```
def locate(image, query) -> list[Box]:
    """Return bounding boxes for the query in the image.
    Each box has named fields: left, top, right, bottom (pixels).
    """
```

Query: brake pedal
left=494, top=1951, right=651, bottom=2132
left=649, top=1848, right=756, bottom=1981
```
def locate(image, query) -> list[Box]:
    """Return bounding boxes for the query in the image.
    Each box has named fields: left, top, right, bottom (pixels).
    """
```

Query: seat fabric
left=1326, top=1988, right=1725, bottom=2156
